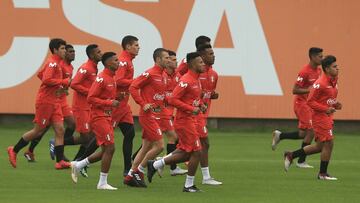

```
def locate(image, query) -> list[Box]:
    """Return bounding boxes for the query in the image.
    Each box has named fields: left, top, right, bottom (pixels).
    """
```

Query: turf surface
left=1, top=125, right=359, bottom=203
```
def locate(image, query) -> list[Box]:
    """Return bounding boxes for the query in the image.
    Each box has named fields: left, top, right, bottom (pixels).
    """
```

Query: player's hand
left=334, top=102, right=342, bottom=110
left=192, top=107, right=201, bottom=115
left=112, top=100, right=120, bottom=107
left=326, top=107, right=336, bottom=115
left=211, top=92, right=219, bottom=99
left=143, top=103, right=153, bottom=112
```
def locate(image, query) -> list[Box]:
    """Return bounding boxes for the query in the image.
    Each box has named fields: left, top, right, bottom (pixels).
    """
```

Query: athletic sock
left=76, top=158, right=90, bottom=169
left=28, top=136, right=43, bottom=153
left=98, top=172, right=108, bottom=186
left=127, top=169, right=134, bottom=177
left=201, top=167, right=211, bottom=180
left=297, top=142, right=310, bottom=163
left=64, top=136, right=75, bottom=145
left=153, top=158, right=165, bottom=170
left=119, top=123, right=135, bottom=171
left=138, top=165, right=146, bottom=174
left=185, top=175, right=195, bottom=188
left=13, top=137, right=29, bottom=153
left=279, top=131, right=300, bottom=140
left=77, top=137, right=98, bottom=161
left=73, top=145, right=87, bottom=161
left=292, top=148, right=306, bottom=159
left=319, top=161, right=329, bottom=174
left=64, top=127, right=75, bottom=139
left=167, top=143, right=177, bottom=170
left=54, top=145, right=65, bottom=162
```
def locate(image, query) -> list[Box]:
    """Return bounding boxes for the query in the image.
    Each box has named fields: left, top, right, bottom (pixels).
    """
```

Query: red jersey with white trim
left=159, top=69, right=181, bottom=119
left=59, top=60, right=74, bottom=103
left=35, top=55, right=70, bottom=104
left=114, top=50, right=135, bottom=104
left=71, top=59, right=98, bottom=110
left=129, top=65, right=166, bottom=117
left=169, top=70, right=202, bottom=119
left=87, top=68, right=116, bottom=119
left=177, top=58, right=189, bottom=76
left=307, top=74, right=338, bottom=125
left=199, top=65, right=218, bottom=118
left=294, top=64, right=321, bottom=104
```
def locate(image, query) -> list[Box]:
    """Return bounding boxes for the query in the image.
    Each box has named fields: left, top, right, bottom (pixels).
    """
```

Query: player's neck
left=165, top=68, right=174, bottom=75
left=308, top=61, right=318, bottom=69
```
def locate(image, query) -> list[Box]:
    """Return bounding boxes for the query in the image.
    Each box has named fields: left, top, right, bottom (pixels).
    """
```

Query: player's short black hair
left=309, top=47, right=323, bottom=59
left=65, top=44, right=74, bottom=50
left=122, top=35, right=138, bottom=50
left=153, top=48, right=168, bottom=62
left=167, top=50, right=176, bottom=56
left=197, top=44, right=212, bottom=53
left=321, top=55, right=336, bottom=72
left=186, top=52, right=201, bottom=66
left=195, top=35, right=211, bottom=49
left=101, top=52, right=116, bottom=67
left=86, top=44, right=98, bottom=58
left=49, top=38, right=66, bottom=54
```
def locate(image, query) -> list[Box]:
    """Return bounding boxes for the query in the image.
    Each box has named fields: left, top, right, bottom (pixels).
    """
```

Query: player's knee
left=54, top=126, right=65, bottom=137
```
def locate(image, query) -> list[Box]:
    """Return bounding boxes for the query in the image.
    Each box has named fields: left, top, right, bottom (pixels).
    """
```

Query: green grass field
left=1, top=124, right=359, bottom=203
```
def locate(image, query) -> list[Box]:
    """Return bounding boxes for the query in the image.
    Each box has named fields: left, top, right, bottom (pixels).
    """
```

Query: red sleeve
left=169, top=81, right=195, bottom=113
left=42, top=63, right=69, bottom=86
left=115, top=65, right=133, bottom=87
left=177, top=60, right=188, bottom=76
left=71, top=67, right=90, bottom=96
left=295, top=70, right=308, bottom=87
left=307, top=84, right=328, bottom=112
left=129, top=72, right=151, bottom=107
left=87, top=77, right=113, bottom=107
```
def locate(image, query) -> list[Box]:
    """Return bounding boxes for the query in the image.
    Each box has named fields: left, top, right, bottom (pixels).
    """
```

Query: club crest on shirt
left=297, top=76, right=303, bottom=82
left=313, top=83, right=320, bottom=89
left=119, top=61, right=127, bottom=67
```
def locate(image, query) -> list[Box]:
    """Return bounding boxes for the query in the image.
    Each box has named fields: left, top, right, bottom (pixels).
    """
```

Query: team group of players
left=7, top=35, right=222, bottom=192
left=271, top=48, right=341, bottom=180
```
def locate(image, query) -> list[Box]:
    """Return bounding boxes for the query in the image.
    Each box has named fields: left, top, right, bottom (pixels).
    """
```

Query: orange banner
left=0, top=0, right=359, bottom=120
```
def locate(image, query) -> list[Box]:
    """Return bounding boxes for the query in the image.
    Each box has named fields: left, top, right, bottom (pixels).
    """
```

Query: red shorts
left=73, top=109, right=91, bottom=133
left=139, top=116, right=162, bottom=142
left=294, top=103, right=313, bottom=130
left=313, top=121, right=334, bottom=142
left=174, top=117, right=202, bottom=152
left=61, top=102, right=73, bottom=117
left=112, top=103, right=134, bottom=125
left=91, top=118, right=114, bottom=146
left=158, top=118, right=175, bottom=132
left=33, top=103, right=63, bottom=129
left=196, top=117, right=208, bottom=138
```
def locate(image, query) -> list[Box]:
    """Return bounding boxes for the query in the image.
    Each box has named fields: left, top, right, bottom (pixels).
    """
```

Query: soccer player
left=196, top=44, right=222, bottom=185
left=112, top=35, right=139, bottom=176
left=7, top=38, right=71, bottom=169
left=70, top=52, right=120, bottom=190
left=159, top=50, right=187, bottom=176
left=283, top=55, right=341, bottom=180
left=147, top=52, right=206, bottom=192
left=272, top=47, right=323, bottom=168
left=177, top=35, right=211, bottom=76
left=69, top=44, right=102, bottom=165
left=123, top=48, right=169, bottom=187
left=24, top=44, right=76, bottom=162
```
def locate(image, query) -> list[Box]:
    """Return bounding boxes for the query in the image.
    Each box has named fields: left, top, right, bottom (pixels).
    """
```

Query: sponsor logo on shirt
left=142, top=72, right=150, bottom=77
left=49, top=62, right=57, bottom=68
left=79, top=68, right=87, bottom=74
left=192, top=99, right=200, bottom=107
left=153, top=93, right=165, bottom=100
left=95, top=77, right=104, bottom=83
left=119, top=61, right=127, bottom=67
left=179, top=81, right=188, bottom=88
left=327, top=98, right=337, bottom=105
